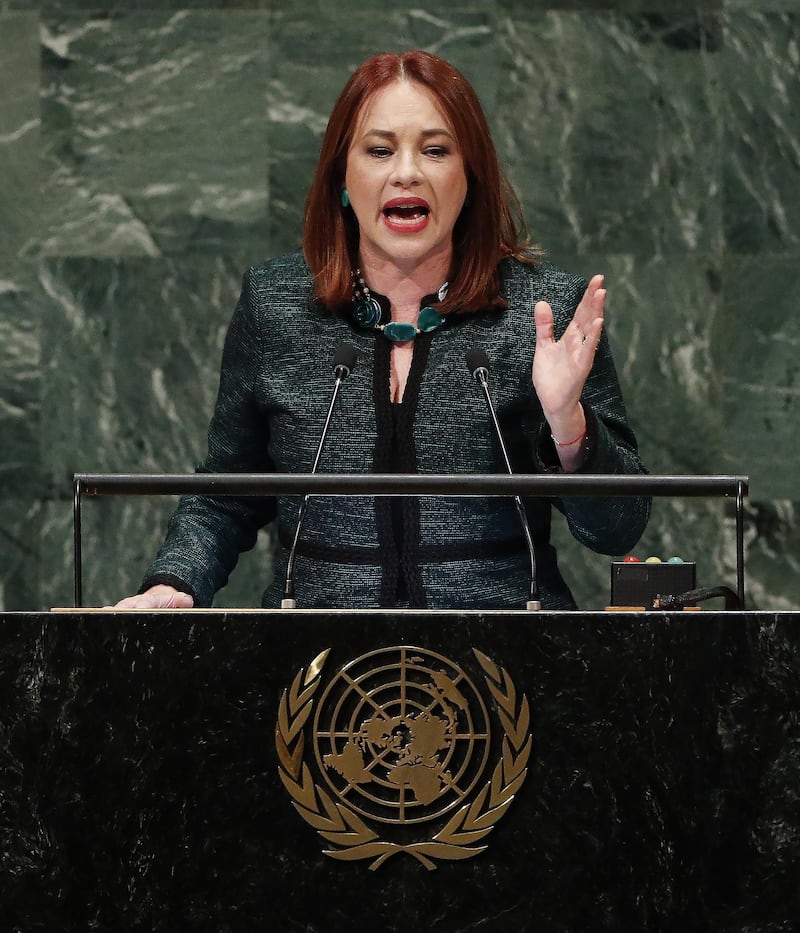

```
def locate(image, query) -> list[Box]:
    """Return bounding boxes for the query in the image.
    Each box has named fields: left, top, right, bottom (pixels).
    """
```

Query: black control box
left=610, top=561, right=696, bottom=608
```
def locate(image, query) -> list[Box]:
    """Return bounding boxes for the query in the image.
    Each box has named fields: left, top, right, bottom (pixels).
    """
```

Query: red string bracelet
left=551, top=428, right=587, bottom=447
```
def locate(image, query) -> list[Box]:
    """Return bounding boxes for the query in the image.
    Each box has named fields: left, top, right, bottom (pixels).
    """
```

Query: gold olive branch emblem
left=275, top=647, right=532, bottom=871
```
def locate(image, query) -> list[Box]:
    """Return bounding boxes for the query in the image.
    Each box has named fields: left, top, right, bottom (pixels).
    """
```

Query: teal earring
left=340, top=187, right=350, bottom=208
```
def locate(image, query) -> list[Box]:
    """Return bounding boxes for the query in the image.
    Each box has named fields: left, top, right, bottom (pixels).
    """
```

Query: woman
left=115, top=51, right=650, bottom=611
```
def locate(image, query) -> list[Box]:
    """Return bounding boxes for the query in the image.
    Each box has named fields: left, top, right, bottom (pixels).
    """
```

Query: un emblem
left=276, top=646, right=532, bottom=870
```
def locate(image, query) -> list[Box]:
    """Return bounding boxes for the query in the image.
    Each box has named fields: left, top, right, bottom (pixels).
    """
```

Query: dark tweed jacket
left=142, top=252, right=650, bottom=609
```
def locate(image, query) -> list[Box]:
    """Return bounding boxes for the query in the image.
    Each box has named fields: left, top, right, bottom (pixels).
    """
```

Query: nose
left=390, top=148, right=423, bottom=187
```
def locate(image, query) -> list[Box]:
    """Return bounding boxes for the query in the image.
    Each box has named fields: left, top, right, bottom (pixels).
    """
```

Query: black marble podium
left=2, top=609, right=798, bottom=931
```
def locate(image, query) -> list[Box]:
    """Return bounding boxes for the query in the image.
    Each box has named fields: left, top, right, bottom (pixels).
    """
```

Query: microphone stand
left=281, top=347, right=357, bottom=608
left=468, top=350, right=542, bottom=611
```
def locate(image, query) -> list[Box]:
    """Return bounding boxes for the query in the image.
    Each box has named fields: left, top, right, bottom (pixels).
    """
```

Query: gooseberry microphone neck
left=281, top=344, right=358, bottom=609
left=466, top=347, right=542, bottom=611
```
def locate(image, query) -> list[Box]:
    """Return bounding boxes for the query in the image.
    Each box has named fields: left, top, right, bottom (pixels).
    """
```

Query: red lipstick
left=381, top=197, right=431, bottom=233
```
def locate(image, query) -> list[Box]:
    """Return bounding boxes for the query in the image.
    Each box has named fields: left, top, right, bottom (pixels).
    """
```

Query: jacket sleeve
left=530, top=301, right=651, bottom=557
left=140, top=267, right=277, bottom=606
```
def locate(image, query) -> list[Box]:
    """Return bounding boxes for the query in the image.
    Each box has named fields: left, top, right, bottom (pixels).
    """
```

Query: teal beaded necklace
left=352, top=269, right=447, bottom=342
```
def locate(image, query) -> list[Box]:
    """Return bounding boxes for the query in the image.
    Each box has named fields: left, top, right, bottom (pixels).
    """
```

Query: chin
left=386, top=238, right=447, bottom=265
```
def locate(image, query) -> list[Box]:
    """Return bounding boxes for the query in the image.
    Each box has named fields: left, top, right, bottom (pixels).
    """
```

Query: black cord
left=649, top=586, right=744, bottom=611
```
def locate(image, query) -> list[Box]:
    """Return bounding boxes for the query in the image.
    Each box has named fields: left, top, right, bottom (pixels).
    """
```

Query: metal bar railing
left=73, top=472, right=749, bottom=608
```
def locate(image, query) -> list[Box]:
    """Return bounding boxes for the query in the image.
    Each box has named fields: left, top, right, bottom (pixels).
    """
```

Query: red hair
left=303, top=51, right=536, bottom=314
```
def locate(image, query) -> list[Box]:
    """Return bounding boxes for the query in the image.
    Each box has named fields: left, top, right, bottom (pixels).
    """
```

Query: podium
left=2, top=608, right=799, bottom=930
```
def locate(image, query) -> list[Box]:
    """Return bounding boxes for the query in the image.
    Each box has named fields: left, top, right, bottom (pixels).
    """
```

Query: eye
left=368, top=146, right=393, bottom=158
left=424, top=146, right=450, bottom=159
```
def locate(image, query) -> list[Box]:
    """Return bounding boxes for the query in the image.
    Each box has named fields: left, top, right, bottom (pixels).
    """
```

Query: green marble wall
left=1, top=1, right=798, bottom=610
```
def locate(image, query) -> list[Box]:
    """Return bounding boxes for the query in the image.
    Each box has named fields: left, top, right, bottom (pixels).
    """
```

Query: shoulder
left=221, top=253, right=317, bottom=350
left=242, top=251, right=314, bottom=298
left=500, top=256, right=587, bottom=308
left=498, top=257, right=588, bottom=335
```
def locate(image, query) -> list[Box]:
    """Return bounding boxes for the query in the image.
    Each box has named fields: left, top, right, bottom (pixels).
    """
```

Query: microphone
left=281, top=344, right=358, bottom=608
left=466, top=348, right=542, bottom=611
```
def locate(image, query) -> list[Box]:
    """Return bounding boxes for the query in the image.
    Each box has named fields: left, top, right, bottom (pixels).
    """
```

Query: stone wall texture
left=1, top=0, right=798, bottom=610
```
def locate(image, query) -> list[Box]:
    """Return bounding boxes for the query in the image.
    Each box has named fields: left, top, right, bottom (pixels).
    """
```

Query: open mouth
left=382, top=199, right=430, bottom=226
left=383, top=205, right=429, bottom=221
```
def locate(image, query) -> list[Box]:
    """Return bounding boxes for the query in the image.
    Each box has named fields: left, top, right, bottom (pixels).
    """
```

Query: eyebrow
left=360, top=128, right=455, bottom=141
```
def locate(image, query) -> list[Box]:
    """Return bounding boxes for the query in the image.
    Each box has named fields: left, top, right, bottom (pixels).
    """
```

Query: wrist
left=547, top=402, right=589, bottom=473
left=551, top=426, right=587, bottom=448
left=547, top=402, right=586, bottom=447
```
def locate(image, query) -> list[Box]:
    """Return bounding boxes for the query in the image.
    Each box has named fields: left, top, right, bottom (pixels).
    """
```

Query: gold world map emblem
left=276, top=646, right=532, bottom=870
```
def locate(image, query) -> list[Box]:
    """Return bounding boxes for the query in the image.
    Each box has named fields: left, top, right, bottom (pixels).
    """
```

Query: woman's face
left=344, top=80, right=468, bottom=274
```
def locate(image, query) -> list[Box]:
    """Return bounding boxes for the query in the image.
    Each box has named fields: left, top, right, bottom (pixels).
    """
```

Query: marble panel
left=0, top=12, right=42, bottom=612
left=494, top=12, right=724, bottom=262
left=715, top=253, right=799, bottom=498
left=1, top=3, right=799, bottom=617
left=39, top=10, right=271, bottom=258
left=266, top=4, right=496, bottom=256
left=0, top=0, right=40, bottom=11
left=22, top=1, right=268, bottom=7
left=0, top=272, right=42, bottom=494
left=39, top=255, right=246, bottom=489
left=0, top=12, right=40, bottom=260
left=741, top=499, right=800, bottom=610
left=589, top=254, right=726, bottom=476
left=718, top=12, right=800, bottom=253
left=724, top=0, right=800, bottom=10
left=0, top=497, right=41, bottom=610
left=36, top=255, right=277, bottom=607
left=500, top=1, right=725, bottom=9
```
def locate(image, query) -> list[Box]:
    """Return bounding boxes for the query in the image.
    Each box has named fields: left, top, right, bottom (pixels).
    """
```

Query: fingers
left=110, top=585, right=194, bottom=610
left=583, top=273, right=606, bottom=321
left=571, top=274, right=605, bottom=347
left=578, top=312, right=604, bottom=347
left=164, top=590, right=194, bottom=609
left=536, top=276, right=606, bottom=339
left=587, top=272, right=605, bottom=294
left=533, top=300, right=554, bottom=343
left=534, top=274, right=607, bottom=376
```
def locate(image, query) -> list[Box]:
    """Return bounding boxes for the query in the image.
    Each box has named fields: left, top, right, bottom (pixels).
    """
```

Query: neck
left=358, top=248, right=450, bottom=319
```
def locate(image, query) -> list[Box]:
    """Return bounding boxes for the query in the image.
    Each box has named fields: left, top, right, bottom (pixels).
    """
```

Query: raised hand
left=532, top=274, right=605, bottom=425
left=531, top=274, right=606, bottom=469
